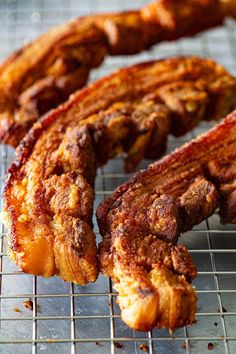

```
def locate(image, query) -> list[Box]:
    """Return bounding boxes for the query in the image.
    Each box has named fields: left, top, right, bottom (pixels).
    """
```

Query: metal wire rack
left=0, top=0, right=236, bottom=353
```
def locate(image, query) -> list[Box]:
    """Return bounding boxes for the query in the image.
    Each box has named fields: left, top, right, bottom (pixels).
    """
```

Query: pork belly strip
left=97, top=110, right=236, bottom=331
left=4, top=57, right=236, bottom=285
left=0, top=0, right=235, bottom=146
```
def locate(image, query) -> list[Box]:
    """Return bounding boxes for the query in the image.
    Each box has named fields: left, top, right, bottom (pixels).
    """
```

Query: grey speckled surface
left=0, top=1, right=236, bottom=353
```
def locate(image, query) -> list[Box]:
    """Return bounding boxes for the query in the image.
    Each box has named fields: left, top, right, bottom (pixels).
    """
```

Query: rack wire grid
left=0, top=1, right=236, bottom=354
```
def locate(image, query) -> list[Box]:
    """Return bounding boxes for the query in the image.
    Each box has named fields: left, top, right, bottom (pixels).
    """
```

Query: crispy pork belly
left=4, top=56, right=236, bottom=285
left=97, top=111, right=236, bottom=331
left=0, top=0, right=235, bottom=146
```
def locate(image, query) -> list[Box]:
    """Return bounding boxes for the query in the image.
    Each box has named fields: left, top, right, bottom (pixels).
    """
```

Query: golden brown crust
left=4, top=57, right=236, bottom=287
left=1, top=0, right=235, bottom=146
left=97, top=111, right=236, bottom=331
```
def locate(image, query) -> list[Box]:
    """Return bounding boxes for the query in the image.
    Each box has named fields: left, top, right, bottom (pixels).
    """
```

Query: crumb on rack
left=208, top=342, right=214, bottom=350
left=139, top=343, right=148, bottom=352
left=218, top=306, right=227, bottom=313
left=114, top=341, right=123, bottom=349
left=95, top=341, right=101, bottom=346
left=23, top=299, right=33, bottom=310
left=214, top=322, right=218, bottom=326
left=13, top=307, right=21, bottom=313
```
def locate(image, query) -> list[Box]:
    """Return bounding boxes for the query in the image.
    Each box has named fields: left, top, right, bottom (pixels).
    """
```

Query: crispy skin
left=0, top=0, right=235, bottom=146
left=97, top=111, right=236, bottom=331
left=4, top=57, right=236, bottom=286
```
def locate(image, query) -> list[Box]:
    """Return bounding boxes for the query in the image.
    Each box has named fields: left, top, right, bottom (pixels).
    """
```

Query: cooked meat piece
left=0, top=0, right=235, bottom=146
left=3, top=57, right=236, bottom=285
left=97, top=110, right=236, bottom=331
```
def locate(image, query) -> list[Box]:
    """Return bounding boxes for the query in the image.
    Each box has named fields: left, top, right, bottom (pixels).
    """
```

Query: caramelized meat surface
left=0, top=0, right=235, bottom=146
left=97, top=111, right=236, bottom=331
left=4, top=57, right=236, bottom=286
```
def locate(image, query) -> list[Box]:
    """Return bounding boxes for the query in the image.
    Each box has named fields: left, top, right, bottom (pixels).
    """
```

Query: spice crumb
left=94, top=341, right=100, bottom=346
left=208, top=342, right=214, bottom=350
left=114, top=341, right=123, bottom=349
left=214, top=322, right=218, bottom=326
left=139, top=343, right=149, bottom=352
left=23, top=299, right=33, bottom=310
left=218, top=306, right=227, bottom=313
left=13, top=307, right=21, bottom=313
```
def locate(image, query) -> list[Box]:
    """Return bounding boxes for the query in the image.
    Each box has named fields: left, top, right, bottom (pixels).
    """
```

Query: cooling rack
left=0, top=0, right=236, bottom=353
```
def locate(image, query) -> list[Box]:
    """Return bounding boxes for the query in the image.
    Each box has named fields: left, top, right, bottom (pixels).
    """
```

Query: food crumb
left=218, top=306, right=227, bottom=313
left=214, top=322, right=218, bottom=326
left=114, top=341, right=123, bottom=349
left=13, top=307, right=21, bottom=313
left=208, top=342, right=214, bottom=350
left=139, top=343, right=149, bottom=352
left=23, top=299, right=33, bottom=310
left=95, top=341, right=100, bottom=346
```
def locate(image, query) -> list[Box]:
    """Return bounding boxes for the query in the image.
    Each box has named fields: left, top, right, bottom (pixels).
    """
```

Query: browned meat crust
left=97, top=111, right=236, bottom=331
left=0, top=0, right=235, bottom=146
left=3, top=56, right=236, bottom=286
